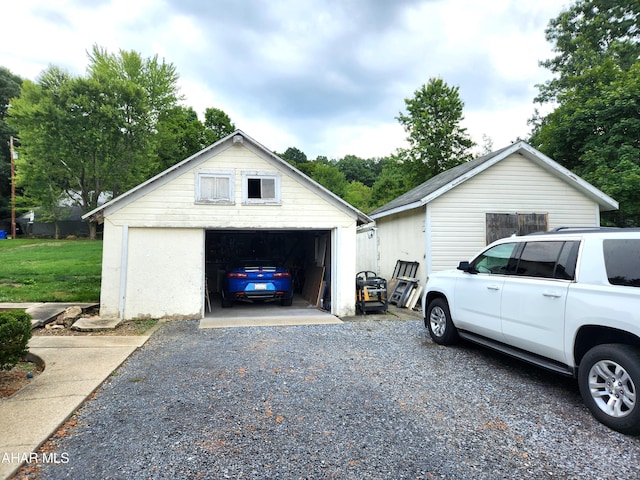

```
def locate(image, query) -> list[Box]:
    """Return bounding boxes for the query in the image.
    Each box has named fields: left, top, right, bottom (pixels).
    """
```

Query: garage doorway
left=204, top=229, right=333, bottom=317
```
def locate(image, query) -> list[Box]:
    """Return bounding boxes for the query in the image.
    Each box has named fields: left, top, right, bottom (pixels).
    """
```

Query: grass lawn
left=0, top=239, right=102, bottom=302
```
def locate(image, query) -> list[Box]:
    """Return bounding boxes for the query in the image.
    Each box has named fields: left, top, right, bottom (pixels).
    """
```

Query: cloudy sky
left=2, top=0, right=569, bottom=159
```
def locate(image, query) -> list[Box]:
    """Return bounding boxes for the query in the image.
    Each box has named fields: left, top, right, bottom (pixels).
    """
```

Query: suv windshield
left=470, top=242, right=517, bottom=274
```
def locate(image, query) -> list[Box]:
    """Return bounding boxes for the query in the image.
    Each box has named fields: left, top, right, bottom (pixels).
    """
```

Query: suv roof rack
left=528, top=226, right=640, bottom=235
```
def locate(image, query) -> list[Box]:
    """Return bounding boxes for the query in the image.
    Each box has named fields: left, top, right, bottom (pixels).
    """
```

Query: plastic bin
left=0, top=230, right=6, bottom=239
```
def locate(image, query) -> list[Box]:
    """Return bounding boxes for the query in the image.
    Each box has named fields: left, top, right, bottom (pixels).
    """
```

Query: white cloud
left=1, top=0, right=567, bottom=160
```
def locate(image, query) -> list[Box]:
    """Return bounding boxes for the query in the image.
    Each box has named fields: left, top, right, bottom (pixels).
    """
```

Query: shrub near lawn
left=0, top=310, right=32, bottom=370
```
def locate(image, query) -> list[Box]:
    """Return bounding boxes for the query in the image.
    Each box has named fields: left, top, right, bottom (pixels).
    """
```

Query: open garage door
left=204, top=229, right=333, bottom=317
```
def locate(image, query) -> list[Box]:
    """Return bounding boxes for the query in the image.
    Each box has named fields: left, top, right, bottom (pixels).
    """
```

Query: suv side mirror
left=457, top=261, right=476, bottom=273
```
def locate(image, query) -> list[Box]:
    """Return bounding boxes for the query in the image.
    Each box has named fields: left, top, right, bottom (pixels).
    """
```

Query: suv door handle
left=487, top=285, right=500, bottom=291
left=543, top=291, right=562, bottom=298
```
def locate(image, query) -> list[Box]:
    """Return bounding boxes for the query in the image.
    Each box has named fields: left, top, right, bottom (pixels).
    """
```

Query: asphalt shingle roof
left=370, top=144, right=513, bottom=217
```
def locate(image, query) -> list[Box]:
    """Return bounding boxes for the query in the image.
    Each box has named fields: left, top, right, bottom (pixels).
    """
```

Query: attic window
left=195, top=170, right=234, bottom=204
left=242, top=171, right=281, bottom=205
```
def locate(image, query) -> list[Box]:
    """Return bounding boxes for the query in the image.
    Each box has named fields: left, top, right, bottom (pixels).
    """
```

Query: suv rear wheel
left=578, top=344, right=640, bottom=435
left=425, top=298, right=459, bottom=345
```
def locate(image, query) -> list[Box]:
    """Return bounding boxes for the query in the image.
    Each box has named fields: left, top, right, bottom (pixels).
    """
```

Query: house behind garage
left=359, top=141, right=618, bottom=282
left=84, top=130, right=372, bottom=320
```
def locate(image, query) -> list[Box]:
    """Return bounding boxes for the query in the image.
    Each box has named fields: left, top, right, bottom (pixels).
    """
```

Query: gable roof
left=83, top=129, right=373, bottom=225
left=369, top=141, right=618, bottom=219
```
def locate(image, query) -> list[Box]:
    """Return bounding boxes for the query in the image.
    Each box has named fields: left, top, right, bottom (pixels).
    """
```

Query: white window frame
left=242, top=171, right=281, bottom=205
left=195, top=169, right=234, bottom=205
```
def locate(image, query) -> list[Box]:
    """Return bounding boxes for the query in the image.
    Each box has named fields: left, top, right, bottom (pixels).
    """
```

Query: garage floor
left=200, top=295, right=342, bottom=328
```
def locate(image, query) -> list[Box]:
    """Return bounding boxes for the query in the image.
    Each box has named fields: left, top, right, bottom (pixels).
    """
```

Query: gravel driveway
left=33, top=318, right=639, bottom=479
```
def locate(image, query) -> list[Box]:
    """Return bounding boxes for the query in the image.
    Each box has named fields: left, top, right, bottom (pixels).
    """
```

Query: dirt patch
left=0, top=359, right=43, bottom=398
left=32, top=317, right=158, bottom=337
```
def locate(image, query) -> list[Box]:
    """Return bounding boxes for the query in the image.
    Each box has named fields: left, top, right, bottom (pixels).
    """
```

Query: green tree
left=370, top=156, right=413, bottom=209
left=343, top=181, right=372, bottom=212
left=530, top=0, right=640, bottom=225
left=336, top=155, right=378, bottom=187
left=280, top=147, right=308, bottom=166
left=396, top=78, right=474, bottom=187
left=0, top=67, right=23, bottom=220
left=9, top=68, right=76, bottom=238
left=307, top=162, right=348, bottom=197
left=8, top=46, right=183, bottom=238
left=154, top=106, right=206, bottom=173
left=203, top=107, right=236, bottom=145
left=536, top=0, right=640, bottom=104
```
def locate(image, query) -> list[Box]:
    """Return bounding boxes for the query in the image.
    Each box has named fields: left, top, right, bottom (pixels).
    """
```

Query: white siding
left=376, top=208, right=425, bottom=281
left=107, top=144, right=355, bottom=229
left=356, top=225, right=379, bottom=274
left=429, top=153, right=600, bottom=272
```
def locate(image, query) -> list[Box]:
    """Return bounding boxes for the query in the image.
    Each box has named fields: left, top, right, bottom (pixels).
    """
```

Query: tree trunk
left=89, top=221, right=97, bottom=240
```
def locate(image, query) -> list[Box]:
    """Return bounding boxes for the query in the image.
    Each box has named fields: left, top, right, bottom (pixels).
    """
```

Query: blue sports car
left=221, top=259, right=293, bottom=307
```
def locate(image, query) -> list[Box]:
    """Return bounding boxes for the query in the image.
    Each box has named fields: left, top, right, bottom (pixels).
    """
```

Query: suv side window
left=470, top=242, right=517, bottom=274
left=514, top=241, right=579, bottom=279
left=603, top=239, right=640, bottom=287
left=554, top=241, right=579, bottom=280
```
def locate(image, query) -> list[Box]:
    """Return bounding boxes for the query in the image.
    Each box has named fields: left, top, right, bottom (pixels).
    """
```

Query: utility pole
left=9, top=136, right=16, bottom=239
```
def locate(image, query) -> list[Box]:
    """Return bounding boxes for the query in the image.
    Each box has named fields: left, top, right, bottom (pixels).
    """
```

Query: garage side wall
left=375, top=208, right=425, bottom=282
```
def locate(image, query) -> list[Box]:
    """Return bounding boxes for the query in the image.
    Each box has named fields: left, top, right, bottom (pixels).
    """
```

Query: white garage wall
left=100, top=225, right=204, bottom=320
left=123, top=228, right=203, bottom=319
left=375, top=208, right=426, bottom=282
left=99, top=220, right=124, bottom=318
left=333, top=225, right=357, bottom=317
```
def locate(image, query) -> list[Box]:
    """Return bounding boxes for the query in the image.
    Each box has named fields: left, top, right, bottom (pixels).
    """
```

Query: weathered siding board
left=428, top=153, right=599, bottom=271
left=107, top=144, right=355, bottom=230
left=485, top=213, right=548, bottom=243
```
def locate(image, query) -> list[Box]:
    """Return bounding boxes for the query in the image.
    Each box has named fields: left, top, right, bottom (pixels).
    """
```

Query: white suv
left=423, top=228, right=640, bottom=434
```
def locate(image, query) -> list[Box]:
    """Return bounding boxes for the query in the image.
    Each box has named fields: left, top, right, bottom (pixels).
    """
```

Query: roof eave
left=518, top=143, right=619, bottom=211
left=367, top=141, right=618, bottom=219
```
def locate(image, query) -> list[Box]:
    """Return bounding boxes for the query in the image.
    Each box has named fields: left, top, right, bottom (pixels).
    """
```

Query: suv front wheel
left=425, top=298, right=459, bottom=345
left=578, top=344, right=640, bottom=435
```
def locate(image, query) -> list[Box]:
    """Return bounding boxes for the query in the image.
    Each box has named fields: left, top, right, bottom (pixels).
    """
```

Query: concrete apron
left=0, top=336, right=149, bottom=480
left=201, top=298, right=342, bottom=328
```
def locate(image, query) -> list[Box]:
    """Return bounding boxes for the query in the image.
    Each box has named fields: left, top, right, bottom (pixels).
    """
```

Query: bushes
left=0, top=310, right=32, bottom=370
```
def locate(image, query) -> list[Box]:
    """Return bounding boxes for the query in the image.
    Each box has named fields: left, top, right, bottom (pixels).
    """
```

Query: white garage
left=84, top=130, right=372, bottom=320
